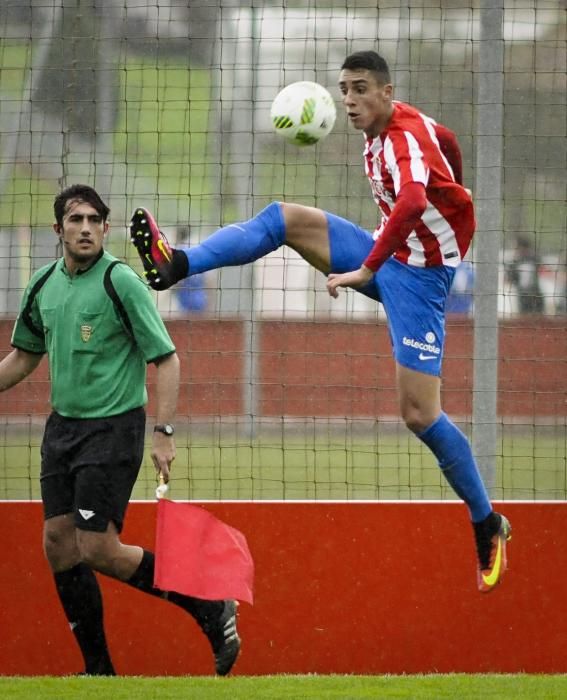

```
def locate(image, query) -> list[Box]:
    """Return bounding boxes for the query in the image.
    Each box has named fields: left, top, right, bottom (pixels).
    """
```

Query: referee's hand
left=151, top=432, right=176, bottom=483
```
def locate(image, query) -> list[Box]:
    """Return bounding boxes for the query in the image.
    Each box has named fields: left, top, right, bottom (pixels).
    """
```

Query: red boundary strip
left=0, top=501, right=565, bottom=675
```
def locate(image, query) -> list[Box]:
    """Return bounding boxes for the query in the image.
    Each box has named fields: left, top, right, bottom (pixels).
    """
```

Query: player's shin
left=186, top=201, right=286, bottom=275
left=416, top=411, right=491, bottom=522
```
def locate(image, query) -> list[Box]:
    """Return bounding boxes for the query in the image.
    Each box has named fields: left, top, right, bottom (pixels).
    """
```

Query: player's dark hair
left=341, top=51, right=391, bottom=85
left=54, top=184, right=110, bottom=225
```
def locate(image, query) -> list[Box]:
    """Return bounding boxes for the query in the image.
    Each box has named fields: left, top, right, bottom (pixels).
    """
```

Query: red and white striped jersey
left=363, top=101, right=475, bottom=268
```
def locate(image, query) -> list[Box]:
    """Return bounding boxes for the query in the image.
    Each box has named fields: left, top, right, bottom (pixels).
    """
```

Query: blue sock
left=417, top=412, right=492, bottom=522
left=182, top=202, right=286, bottom=275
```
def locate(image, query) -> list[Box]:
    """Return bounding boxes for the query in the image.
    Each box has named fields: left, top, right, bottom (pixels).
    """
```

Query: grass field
left=0, top=423, right=565, bottom=502
left=2, top=674, right=567, bottom=699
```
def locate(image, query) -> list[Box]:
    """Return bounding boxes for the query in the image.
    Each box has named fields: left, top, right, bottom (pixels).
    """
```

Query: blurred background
left=0, top=0, right=565, bottom=318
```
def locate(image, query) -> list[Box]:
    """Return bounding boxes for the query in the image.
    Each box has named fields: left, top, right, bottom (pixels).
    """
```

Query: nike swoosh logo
left=419, top=353, right=437, bottom=361
left=482, top=536, right=503, bottom=587
left=157, top=239, right=172, bottom=262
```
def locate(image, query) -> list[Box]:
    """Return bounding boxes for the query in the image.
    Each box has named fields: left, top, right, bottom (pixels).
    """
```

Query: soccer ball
left=270, top=81, right=337, bottom=146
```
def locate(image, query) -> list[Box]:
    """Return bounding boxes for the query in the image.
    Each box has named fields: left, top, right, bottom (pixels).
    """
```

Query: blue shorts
left=326, top=212, right=455, bottom=376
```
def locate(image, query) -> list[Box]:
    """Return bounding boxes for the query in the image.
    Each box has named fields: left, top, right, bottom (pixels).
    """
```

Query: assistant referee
left=0, top=184, right=240, bottom=676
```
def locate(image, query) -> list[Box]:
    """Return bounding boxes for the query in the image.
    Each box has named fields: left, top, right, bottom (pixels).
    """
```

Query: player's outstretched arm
left=0, top=348, right=42, bottom=392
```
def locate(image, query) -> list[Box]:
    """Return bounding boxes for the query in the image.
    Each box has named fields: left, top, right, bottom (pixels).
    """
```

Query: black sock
left=126, top=549, right=223, bottom=621
left=171, top=248, right=189, bottom=281
left=54, top=563, right=115, bottom=675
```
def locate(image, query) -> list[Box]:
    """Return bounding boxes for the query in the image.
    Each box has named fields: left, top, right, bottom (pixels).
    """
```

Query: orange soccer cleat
left=473, top=512, right=512, bottom=593
left=130, top=207, right=176, bottom=290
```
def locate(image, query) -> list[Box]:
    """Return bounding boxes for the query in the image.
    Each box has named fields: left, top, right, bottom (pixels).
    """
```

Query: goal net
left=0, top=1, right=565, bottom=502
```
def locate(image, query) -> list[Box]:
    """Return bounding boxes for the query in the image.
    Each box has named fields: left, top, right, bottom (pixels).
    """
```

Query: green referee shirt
left=11, top=250, right=176, bottom=418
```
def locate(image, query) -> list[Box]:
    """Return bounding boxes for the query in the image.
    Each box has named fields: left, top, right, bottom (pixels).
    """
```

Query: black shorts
left=40, top=407, right=146, bottom=533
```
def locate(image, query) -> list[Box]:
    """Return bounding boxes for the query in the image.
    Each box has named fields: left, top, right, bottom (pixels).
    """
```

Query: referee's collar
left=61, top=248, right=105, bottom=277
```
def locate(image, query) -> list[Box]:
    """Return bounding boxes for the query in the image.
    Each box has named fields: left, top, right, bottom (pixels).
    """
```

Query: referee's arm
left=150, top=351, right=180, bottom=482
left=0, top=348, right=43, bottom=392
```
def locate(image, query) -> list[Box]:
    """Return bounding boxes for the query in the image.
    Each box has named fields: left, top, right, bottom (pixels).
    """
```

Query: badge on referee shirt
left=80, top=325, right=93, bottom=342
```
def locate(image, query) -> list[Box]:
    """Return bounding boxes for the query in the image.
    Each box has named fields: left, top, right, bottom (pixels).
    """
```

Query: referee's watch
left=154, top=423, right=175, bottom=436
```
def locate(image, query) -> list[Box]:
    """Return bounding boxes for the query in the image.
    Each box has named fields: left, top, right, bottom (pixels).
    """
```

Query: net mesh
left=0, top=1, right=565, bottom=501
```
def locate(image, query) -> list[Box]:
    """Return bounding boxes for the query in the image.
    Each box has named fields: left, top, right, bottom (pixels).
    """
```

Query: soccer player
left=0, top=184, right=240, bottom=675
left=130, top=51, right=511, bottom=593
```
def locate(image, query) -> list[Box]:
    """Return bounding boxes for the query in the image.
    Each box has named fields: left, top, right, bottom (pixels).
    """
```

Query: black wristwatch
left=154, top=424, right=175, bottom=436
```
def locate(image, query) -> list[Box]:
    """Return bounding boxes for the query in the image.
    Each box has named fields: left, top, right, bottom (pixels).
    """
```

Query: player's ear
left=53, top=222, right=62, bottom=238
left=383, top=83, right=393, bottom=100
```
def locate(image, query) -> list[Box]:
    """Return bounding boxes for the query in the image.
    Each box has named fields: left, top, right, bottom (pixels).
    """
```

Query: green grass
left=1, top=674, right=567, bottom=699
left=0, top=425, right=565, bottom=502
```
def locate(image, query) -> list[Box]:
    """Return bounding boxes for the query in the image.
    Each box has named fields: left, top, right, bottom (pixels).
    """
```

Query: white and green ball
left=270, top=81, right=337, bottom=146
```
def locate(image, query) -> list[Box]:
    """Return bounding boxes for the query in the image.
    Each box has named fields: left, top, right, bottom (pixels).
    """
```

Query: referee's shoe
left=198, top=599, right=241, bottom=676
left=130, top=207, right=187, bottom=290
left=473, top=512, right=512, bottom=593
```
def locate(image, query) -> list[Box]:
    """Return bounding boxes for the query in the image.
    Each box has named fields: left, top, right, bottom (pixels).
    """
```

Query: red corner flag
left=154, top=499, right=254, bottom=604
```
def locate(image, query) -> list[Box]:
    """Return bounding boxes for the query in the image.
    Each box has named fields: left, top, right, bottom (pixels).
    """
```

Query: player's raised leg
left=130, top=202, right=334, bottom=290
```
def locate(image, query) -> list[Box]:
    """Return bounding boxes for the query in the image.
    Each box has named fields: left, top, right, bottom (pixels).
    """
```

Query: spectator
left=505, top=235, right=544, bottom=314
left=446, top=260, right=474, bottom=315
